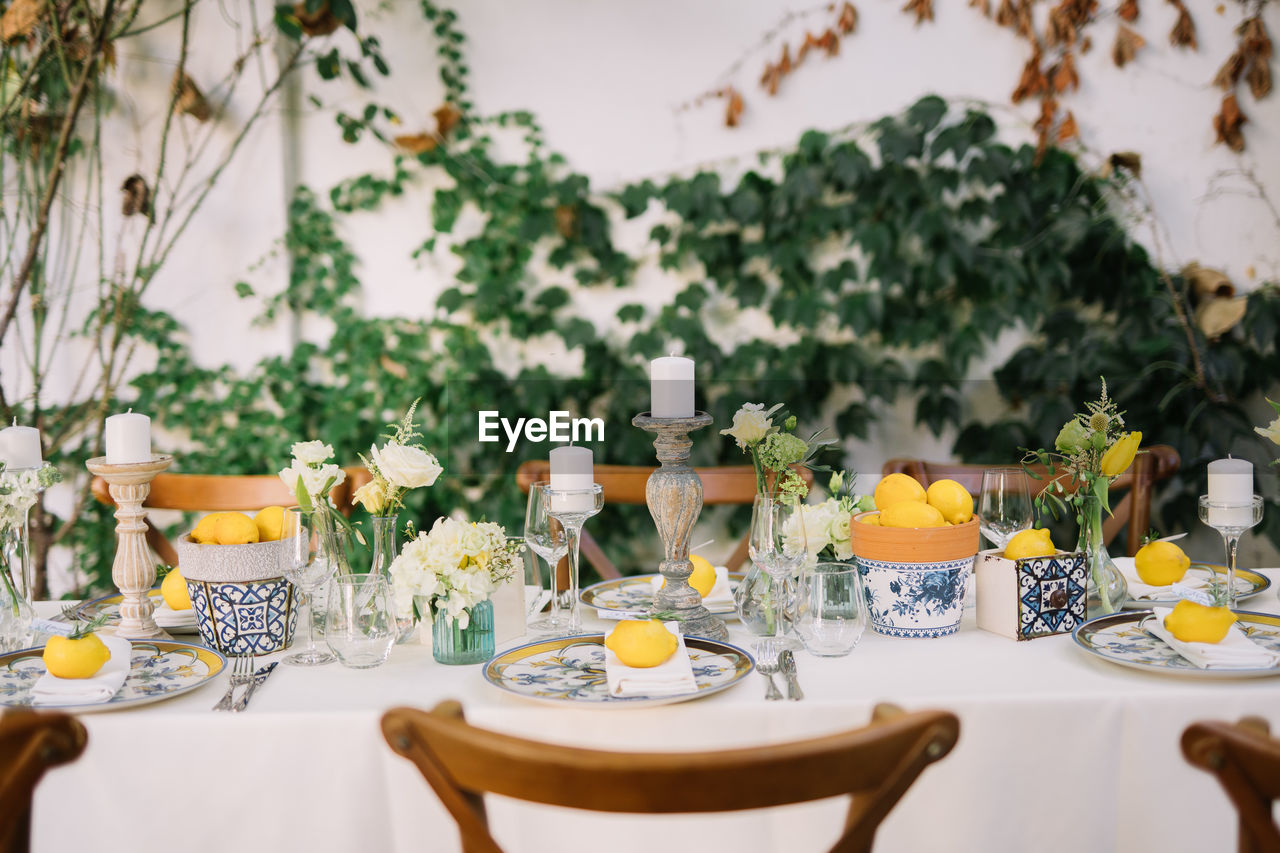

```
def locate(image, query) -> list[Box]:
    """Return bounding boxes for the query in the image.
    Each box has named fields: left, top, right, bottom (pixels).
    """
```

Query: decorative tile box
left=975, top=548, right=1087, bottom=640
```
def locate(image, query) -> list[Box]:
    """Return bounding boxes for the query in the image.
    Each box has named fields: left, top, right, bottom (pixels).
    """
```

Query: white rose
left=301, top=463, right=344, bottom=499
left=352, top=478, right=388, bottom=514
left=292, top=440, right=334, bottom=465
left=372, top=443, right=442, bottom=489
left=720, top=403, right=771, bottom=449
left=1257, top=415, right=1280, bottom=446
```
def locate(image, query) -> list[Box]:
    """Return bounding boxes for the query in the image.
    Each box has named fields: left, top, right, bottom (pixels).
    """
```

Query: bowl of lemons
left=176, top=506, right=298, bottom=656
left=850, top=474, right=981, bottom=638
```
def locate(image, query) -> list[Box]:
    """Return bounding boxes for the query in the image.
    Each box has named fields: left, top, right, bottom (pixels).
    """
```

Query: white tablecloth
left=30, top=572, right=1280, bottom=853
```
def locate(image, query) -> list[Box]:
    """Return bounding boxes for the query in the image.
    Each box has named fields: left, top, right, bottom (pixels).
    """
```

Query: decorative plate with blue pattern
left=0, top=640, right=227, bottom=711
left=73, top=588, right=200, bottom=634
left=1118, top=562, right=1270, bottom=609
left=580, top=573, right=744, bottom=619
left=483, top=634, right=754, bottom=707
left=1072, top=609, right=1280, bottom=678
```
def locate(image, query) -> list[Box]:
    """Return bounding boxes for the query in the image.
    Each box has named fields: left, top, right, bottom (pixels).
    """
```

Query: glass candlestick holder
left=533, top=484, right=604, bottom=637
left=1197, top=495, right=1264, bottom=608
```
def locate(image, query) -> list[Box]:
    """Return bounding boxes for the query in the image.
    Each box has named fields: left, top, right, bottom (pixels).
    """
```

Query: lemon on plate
left=872, top=473, right=926, bottom=512
left=1163, top=599, right=1236, bottom=644
left=926, top=479, right=973, bottom=525
left=42, top=616, right=112, bottom=679
left=605, top=620, right=678, bottom=668
left=1004, top=528, right=1055, bottom=561
left=1134, top=540, right=1190, bottom=586
left=161, top=567, right=192, bottom=610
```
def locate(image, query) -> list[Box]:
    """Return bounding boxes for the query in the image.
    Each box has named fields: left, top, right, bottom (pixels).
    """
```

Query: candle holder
left=85, top=454, right=174, bottom=639
left=632, top=411, right=727, bottom=642
left=1197, top=495, right=1264, bottom=608
left=540, top=484, right=604, bottom=636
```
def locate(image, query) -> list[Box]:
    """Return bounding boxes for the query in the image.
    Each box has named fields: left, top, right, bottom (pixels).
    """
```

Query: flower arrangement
left=1023, top=379, right=1142, bottom=521
left=353, top=400, right=443, bottom=517
left=1, top=462, right=61, bottom=616
left=278, top=440, right=347, bottom=511
left=784, top=471, right=875, bottom=567
left=721, top=402, right=833, bottom=500
left=388, top=517, right=520, bottom=629
left=1258, top=398, right=1280, bottom=467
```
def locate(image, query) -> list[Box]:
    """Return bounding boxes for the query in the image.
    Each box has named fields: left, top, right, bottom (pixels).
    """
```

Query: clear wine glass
left=281, top=508, right=339, bottom=666
left=525, top=481, right=570, bottom=635
left=536, top=483, right=604, bottom=637
left=978, top=468, right=1033, bottom=550
left=749, top=495, right=806, bottom=651
left=1197, top=494, right=1264, bottom=608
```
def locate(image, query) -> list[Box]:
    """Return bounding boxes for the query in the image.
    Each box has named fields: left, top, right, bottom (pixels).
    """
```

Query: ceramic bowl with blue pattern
left=177, top=535, right=298, bottom=656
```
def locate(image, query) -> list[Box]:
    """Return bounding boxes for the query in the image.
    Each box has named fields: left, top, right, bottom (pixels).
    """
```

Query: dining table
left=24, top=570, right=1280, bottom=853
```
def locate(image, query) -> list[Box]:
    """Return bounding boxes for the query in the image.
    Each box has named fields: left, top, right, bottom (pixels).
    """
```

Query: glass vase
left=734, top=562, right=796, bottom=637
left=429, top=598, right=495, bottom=665
left=1077, top=495, right=1129, bottom=615
left=0, top=522, right=35, bottom=652
left=368, top=514, right=415, bottom=643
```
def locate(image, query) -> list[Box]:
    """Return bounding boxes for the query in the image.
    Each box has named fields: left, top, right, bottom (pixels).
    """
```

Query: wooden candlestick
left=85, top=454, right=173, bottom=639
left=631, top=412, right=727, bottom=642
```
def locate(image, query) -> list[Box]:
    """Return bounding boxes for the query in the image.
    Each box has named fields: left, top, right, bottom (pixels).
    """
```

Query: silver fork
left=754, top=640, right=784, bottom=701
left=212, top=655, right=254, bottom=712
left=58, top=604, right=80, bottom=622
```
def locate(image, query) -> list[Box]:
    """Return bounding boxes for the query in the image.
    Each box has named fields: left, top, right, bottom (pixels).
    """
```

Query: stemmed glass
left=281, top=508, right=339, bottom=666
left=535, top=483, right=604, bottom=637
left=525, top=481, right=568, bottom=634
left=749, top=495, right=806, bottom=652
left=978, top=468, right=1033, bottom=550
left=1198, top=495, right=1264, bottom=608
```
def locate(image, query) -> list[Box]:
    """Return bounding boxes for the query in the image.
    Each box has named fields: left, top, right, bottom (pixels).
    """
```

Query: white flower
left=371, top=442, right=442, bottom=490
left=278, top=461, right=345, bottom=503
left=352, top=478, right=388, bottom=514
left=1257, top=415, right=1280, bottom=446
left=387, top=515, right=516, bottom=628
left=720, top=403, right=771, bottom=449
left=291, top=440, right=334, bottom=465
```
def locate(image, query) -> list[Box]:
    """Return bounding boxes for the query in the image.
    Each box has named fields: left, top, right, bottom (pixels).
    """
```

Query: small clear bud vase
left=1077, top=494, right=1128, bottom=615
left=0, top=521, right=35, bottom=652
left=368, top=514, right=415, bottom=643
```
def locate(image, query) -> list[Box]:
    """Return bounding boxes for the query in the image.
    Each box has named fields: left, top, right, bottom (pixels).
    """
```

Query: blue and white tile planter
left=176, top=535, right=297, bottom=656
left=858, top=556, right=973, bottom=637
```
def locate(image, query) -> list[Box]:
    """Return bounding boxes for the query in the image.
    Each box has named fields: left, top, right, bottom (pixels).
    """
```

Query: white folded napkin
left=1146, top=607, right=1280, bottom=670
left=649, top=566, right=734, bottom=606
left=153, top=601, right=198, bottom=629
left=31, top=634, right=131, bottom=705
left=603, top=622, right=697, bottom=697
left=1114, top=556, right=1211, bottom=602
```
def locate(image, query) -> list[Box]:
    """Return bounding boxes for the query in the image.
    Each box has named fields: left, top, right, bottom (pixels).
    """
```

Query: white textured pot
left=176, top=534, right=297, bottom=656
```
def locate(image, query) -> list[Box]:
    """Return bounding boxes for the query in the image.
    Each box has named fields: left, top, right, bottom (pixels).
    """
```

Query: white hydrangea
left=388, top=515, right=519, bottom=630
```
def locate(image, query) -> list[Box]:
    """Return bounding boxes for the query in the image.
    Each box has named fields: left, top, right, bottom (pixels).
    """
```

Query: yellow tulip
left=1100, top=431, right=1142, bottom=477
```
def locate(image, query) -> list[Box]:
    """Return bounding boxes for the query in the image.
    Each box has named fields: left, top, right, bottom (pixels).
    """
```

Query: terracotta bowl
left=850, top=512, right=980, bottom=562
left=176, top=534, right=297, bottom=656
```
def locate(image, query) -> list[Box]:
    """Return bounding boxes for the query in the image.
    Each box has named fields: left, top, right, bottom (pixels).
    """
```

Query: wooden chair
left=515, top=462, right=814, bottom=581
left=90, top=466, right=367, bottom=566
left=382, top=700, right=959, bottom=853
left=881, top=445, right=1180, bottom=557
left=1182, top=717, right=1280, bottom=853
left=0, top=711, right=87, bottom=853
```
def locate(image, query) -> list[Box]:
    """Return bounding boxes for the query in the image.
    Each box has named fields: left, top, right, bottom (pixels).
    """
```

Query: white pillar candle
left=650, top=355, right=695, bottom=419
left=0, top=423, right=42, bottom=469
left=105, top=411, right=152, bottom=464
left=549, top=445, right=594, bottom=512
left=1207, top=457, right=1254, bottom=527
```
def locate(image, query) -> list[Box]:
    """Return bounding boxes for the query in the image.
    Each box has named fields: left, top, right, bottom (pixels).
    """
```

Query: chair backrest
left=382, top=700, right=959, bottom=853
left=90, top=466, right=366, bottom=565
left=515, top=462, right=814, bottom=579
left=1182, top=717, right=1280, bottom=853
left=0, top=710, right=87, bottom=853
left=881, top=445, right=1180, bottom=557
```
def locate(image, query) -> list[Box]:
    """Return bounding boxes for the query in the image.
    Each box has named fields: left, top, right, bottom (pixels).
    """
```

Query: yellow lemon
left=191, top=512, right=224, bottom=544
left=879, top=501, right=946, bottom=529
left=604, top=620, right=678, bottom=668
left=859, top=513, right=881, bottom=526
left=42, top=632, right=111, bottom=679
left=213, top=512, right=260, bottom=545
left=688, top=554, right=716, bottom=597
left=253, top=505, right=288, bottom=542
left=1004, top=528, right=1056, bottom=561
left=873, top=473, right=927, bottom=511
left=1134, top=540, right=1191, bottom=586
left=161, top=568, right=192, bottom=610
left=1164, top=599, right=1236, bottom=644
left=926, top=479, right=974, bottom=525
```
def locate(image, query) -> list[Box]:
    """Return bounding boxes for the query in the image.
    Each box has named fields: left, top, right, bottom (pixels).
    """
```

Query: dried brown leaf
left=798, top=31, right=821, bottom=62
left=1107, top=151, right=1143, bottom=177
left=393, top=133, right=437, bottom=155
left=838, top=2, right=859, bottom=33
left=1112, top=24, right=1145, bottom=67
left=1212, top=93, right=1246, bottom=151
left=1034, top=97, right=1059, bottom=137
left=903, top=0, right=934, bottom=25
left=433, top=103, right=462, bottom=137
left=970, top=0, right=992, bottom=17
left=293, top=2, right=341, bottom=37
left=1047, top=7, right=1077, bottom=45
left=1168, top=1, right=1196, bottom=49
left=1052, top=52, right=1080, bottom=92
left=1057, top=111, right=1079, bottom=142
left=554, top=204, right=578, bottom=239
left=1011, top=49, right=1049, bottom=102
left=817, top=28, right=841, bottom=56
left=1015, top=0, right=1035, bottom=38
left=761, top=61, right=782, bottom=95
left=1213, top=50, right=1245, bottom=90
left=1182, top=262, right=1234, bottom=299
left=120, top=174, right=150, bottom=218
left=779, top=43, right=793, bottom=73
left=1, top=0, right=41, bottom=43
left=1246, top=57, right=1272, bottom=99
left=1117, top=0, right=1139, bottom=21
left=1194, top=296, right=1246, bottom=339
left=995, top=0, right=1017, bottom=27
left=1081, top=35, right=1093, bottom=53
left=724, top=87, right=744, bottom=127
left=1239, top=17, right=1271, bottom=60
left=172, top=72, right=210, bottom=122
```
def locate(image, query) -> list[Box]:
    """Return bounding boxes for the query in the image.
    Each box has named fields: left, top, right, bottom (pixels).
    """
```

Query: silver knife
left=779, top=650, right=804, bottom=701
left=232, top=662, right=278, bottom=713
